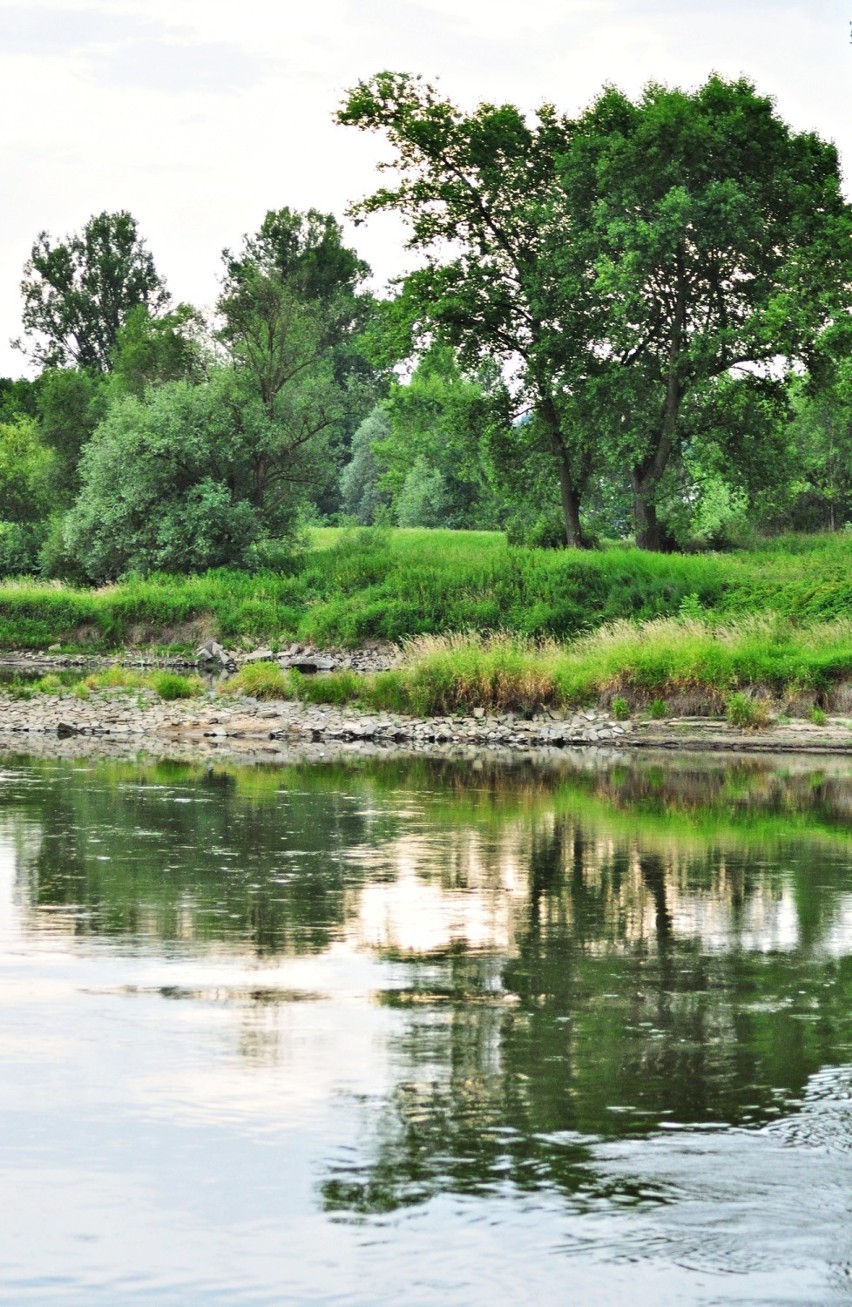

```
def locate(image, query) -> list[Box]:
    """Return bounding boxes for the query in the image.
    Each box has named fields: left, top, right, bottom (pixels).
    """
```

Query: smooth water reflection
left=1, top=751, right=851, bottom=1304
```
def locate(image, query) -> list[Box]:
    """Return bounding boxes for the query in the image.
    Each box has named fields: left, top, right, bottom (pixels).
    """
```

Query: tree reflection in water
left=2, top=749, right=851, bottom=1218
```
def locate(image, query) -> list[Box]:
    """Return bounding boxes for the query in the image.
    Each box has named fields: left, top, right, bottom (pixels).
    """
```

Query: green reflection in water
left=2, top=749, right=851, bottom=1221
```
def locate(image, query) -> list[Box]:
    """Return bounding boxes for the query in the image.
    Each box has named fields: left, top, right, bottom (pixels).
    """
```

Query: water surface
left=1, top=750, right=851, bottom=1304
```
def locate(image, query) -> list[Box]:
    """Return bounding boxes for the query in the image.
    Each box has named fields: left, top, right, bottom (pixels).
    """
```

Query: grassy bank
left=0, top=528, right=850, bottom=652
left=222, top=618, right=852, bottom=718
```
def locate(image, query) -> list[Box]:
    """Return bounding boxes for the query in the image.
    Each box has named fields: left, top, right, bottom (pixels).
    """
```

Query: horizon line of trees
left=1, top=70, right=850, bottom=583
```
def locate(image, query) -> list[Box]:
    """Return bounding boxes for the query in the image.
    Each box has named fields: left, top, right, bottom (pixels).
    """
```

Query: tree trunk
left=555, top=445, right=585, bottom=548
left=542, top=397, right=585, bottom=548
left=630, top=471, right=663, bottom=551
left=630, top=251, right=686, bottom=551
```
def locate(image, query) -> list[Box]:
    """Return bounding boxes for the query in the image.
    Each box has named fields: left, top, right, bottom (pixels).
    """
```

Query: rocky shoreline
left=1, top=684, right=850, bottom=762
left=1, top=645, right=851, bottom=761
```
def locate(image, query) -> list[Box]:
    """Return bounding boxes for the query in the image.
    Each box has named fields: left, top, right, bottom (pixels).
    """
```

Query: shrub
left=647, top=698, right=668, bottom=719
left=808, top=706, right=828, bottom=726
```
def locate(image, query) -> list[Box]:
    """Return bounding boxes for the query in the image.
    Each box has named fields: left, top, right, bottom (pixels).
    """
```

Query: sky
left=0, top=0, right=848, bottom=377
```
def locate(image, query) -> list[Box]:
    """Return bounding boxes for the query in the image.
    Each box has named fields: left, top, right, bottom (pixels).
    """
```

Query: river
left=1, top=749, right=851, bottom=1304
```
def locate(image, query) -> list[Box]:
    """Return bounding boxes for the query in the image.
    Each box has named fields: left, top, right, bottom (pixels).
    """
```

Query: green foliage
left=36, top=366, right=107, bottom=502
left=560, top=76, right=852, bottom=548
left=109, top=304, right=205, bottom=397
left=808, top=706, right=828, bottom=726
left=777, top=364, right=852, bottom=533
left=340, top=407, right=392, bottom=524
left=0, top=376, right=40, bottom=423
left=376, top=347, right=509, bottom=530
left=0, top=417, right=54, bottom=524
left=0, top=417, right=54, bottom=577
left=18, top=210, right=169, bottom=372
left=0, top=522, right=45, bottom=578
left=218, top=207, right=380, bottom=520
left=340, top=73, right=851, bottom=550
left=337, top=75, right=592, bottom=547
left=647, top=699, right=668, bottom=719
left=394, top=456, right=449, bottom=528
left=62, top=373, right=285, bottom=581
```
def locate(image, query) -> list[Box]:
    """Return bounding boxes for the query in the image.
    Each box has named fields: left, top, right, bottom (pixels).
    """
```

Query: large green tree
left=339, top=73, right=852, bottom=550
left=559, top=76, right=852, bottom=548
left=337, top=74, right=593, bottom=547
left=17, top=210, right=169, bottom=372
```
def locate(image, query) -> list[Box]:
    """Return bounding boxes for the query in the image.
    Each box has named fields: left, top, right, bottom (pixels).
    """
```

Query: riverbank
left=1, top=686, right=850, bottom=762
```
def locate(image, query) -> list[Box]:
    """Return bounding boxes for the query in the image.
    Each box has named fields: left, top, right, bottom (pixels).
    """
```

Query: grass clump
left=83, top=666, right=203, bottom=700
left=611, top=696, right=630, bottom=721
left=647, top=699, right=668, bottom=719
left=220, top=661, right=291, bottom=700
left=726, top=692, right=772, bottom=730
left=386, top=632, right=564, bottom=716
left=288, top=668, right=365, bottom=705
left=275, top=616, right=852, bottom=719
left=147, top=671, right=203, bottom=700
left=808, top=706, right=828, bottom=726
left=85, top=666, right=147, bottom=693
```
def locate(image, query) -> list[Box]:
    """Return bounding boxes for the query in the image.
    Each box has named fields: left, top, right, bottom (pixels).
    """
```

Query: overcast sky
left=0, top=0, right=848, bottom=377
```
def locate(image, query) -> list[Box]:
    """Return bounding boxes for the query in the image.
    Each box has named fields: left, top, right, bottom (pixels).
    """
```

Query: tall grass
left=0, top=528, right=849, bottom=651
left=216, top=616, right=852, bottom=717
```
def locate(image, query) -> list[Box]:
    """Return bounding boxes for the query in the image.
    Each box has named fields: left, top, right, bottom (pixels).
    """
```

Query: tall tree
left=217, top=209, right=373, bottom=515
left=108, top=303, right=205, bottom=398
left=17, top=210, right=169, bottom=372
left=560, top=77, right=852, bottom=548
left=337, top=74, right=593, bottom=547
